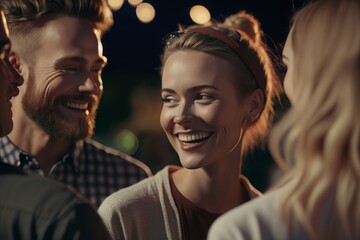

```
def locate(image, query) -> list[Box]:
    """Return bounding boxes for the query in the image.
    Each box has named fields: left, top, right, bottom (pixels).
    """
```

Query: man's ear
left=9, top=51, right=22, bottom=75
left=246, top=88, right=265, bottom=123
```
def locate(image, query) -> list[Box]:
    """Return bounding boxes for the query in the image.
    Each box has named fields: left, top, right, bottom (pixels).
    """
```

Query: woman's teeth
left=178, top=132, right=212, bottom=143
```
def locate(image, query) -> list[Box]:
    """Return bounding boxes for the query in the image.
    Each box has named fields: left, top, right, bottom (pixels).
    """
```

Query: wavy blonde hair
left=270, top=0, right=360, bottom=239
left=162, top=11, right=282, bottom=155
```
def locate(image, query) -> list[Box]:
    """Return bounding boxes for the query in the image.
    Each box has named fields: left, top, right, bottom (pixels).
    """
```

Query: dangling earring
left=227, top=126, right=245, bottom=154
left=247, top=112, right=260, bottom=124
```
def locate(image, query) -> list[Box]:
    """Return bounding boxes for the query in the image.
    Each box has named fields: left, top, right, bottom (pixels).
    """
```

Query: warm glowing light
left=108, top=0, right=125, bottom=10
left=136, top=3, right=155, bottom=23
left=128, top=0, right=143, bottom=7
left=189, top=5, right=211, bottom=24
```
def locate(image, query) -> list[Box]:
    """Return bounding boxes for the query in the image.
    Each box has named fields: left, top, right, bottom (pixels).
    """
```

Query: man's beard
left=22, top=81, right=99, bottom=142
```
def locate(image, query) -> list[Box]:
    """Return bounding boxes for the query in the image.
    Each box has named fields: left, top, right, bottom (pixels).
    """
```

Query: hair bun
left=223, top=11, right=261, bottom=45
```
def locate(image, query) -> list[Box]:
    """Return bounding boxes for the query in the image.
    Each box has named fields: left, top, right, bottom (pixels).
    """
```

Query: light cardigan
left=98, top=166, right=261, bottom=240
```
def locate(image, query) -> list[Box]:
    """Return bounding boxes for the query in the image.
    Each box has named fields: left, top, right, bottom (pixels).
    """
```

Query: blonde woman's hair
left=162, top=11, right=282, bottom=155
left=270, top=0, right=360, bottom=239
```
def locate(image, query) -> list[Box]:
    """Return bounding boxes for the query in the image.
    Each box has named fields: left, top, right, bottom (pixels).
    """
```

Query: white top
left=208, top=184, right=351, bottom=240
left=98, top=165, right=261, bottom=240
left=208, top=187, right=289, bottom=240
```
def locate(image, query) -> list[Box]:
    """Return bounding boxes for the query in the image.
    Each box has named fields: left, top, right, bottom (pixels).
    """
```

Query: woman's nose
left=173, top=105, right=194, bottom=124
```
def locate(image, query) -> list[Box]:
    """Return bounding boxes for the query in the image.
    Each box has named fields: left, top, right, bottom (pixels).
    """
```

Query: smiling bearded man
left=0, top=0, right=151, bottom=208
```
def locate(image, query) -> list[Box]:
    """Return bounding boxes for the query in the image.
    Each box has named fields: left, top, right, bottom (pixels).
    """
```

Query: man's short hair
left=0, top=0, right=113, bottom=35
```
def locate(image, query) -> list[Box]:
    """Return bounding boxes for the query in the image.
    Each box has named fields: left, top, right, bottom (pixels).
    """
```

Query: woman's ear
left=246, top=88, right=265, bottom=122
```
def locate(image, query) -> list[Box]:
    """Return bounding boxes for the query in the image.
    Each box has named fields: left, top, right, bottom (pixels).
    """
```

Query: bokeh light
left=136, top=3, right=156, bottom=23
left=189, top=5, right=211, bottom=24
left=128, top=0, right=143, bottom=7
left=114, top=129, right=139, bottom=155
left=108, top=0, right=125, bottom=10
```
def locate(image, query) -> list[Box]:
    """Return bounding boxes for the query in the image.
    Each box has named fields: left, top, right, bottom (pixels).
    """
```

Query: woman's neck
left=171, top=161, right=248, bottom=214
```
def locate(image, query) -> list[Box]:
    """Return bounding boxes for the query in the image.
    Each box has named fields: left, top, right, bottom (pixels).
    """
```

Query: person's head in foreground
left=274, top=0, right=360, bottom=238
left=0, top=10, right=22, bottom=137
left=208, top=0, right=360, bottom=239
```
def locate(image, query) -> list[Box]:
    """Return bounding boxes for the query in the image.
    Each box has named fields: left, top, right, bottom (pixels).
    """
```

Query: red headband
left=187, top=27, right=267, bottom=96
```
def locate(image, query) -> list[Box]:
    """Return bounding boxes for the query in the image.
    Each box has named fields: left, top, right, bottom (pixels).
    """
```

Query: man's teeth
left=65, top=102, right=88, bottom=110
left=178, top=132, right=211, bottom=143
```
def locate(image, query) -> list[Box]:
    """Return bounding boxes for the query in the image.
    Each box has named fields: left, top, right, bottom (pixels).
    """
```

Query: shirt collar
left=0, top=136, right=83, bottom=175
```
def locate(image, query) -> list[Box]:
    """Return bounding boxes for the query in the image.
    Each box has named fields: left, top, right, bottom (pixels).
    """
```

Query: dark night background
left=94, top=0, right=307, bottom=191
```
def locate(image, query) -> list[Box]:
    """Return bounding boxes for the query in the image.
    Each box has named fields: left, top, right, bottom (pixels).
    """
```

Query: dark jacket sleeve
left=49, top=202, right=112, bottom=240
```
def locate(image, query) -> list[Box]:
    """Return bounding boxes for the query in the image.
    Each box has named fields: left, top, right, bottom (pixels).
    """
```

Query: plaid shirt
left=0, top=136, right=152, bottom=208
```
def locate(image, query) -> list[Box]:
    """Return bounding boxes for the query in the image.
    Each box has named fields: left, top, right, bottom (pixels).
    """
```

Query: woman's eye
left=161, top=96, right=177, bottom=103
left=196, top=93, right=214, bottom=101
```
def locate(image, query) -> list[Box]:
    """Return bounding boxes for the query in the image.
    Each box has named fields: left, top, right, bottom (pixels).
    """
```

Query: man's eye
left=66, top=68, right=78, bottom=72
left=58, top=67, right=79, bottom=72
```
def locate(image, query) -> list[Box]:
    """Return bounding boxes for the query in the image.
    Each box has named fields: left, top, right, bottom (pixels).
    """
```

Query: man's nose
left=78, top=74, right=101, bottom=95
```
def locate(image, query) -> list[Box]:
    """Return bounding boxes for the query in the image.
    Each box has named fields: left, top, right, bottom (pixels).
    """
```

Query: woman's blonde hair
left=270, top=0, right=360, bottom=239
left=162, top=11, right=282, bottom=155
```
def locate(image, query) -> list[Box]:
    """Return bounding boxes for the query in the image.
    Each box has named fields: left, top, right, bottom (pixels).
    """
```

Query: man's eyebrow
left=55, top=56, right=86, bottom=64
left=55, top=56, right=107, bottom=65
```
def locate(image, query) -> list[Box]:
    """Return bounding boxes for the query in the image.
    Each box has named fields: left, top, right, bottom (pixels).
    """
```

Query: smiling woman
left=99, top=10, right=282, bottom=240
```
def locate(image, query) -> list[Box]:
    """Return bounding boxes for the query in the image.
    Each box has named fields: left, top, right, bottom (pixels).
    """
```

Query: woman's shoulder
left=97, top=166, right=181, bottom=239
left=99, top=166, right=174, bottom=213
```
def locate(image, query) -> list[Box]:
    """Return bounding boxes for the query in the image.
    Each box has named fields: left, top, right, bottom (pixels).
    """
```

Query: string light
left=189, top=5, right=211, bottom=24
left=128, top=0, right=143, bottom=7
left=108, top=0, right=125, bottom=10
left=136, top=3, right=156, bottom=23
left=108, top=1, right=212, bottom=25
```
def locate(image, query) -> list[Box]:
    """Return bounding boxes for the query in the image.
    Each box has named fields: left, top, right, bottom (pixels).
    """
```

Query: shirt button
left=31, top=164, right=41, bottom=170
